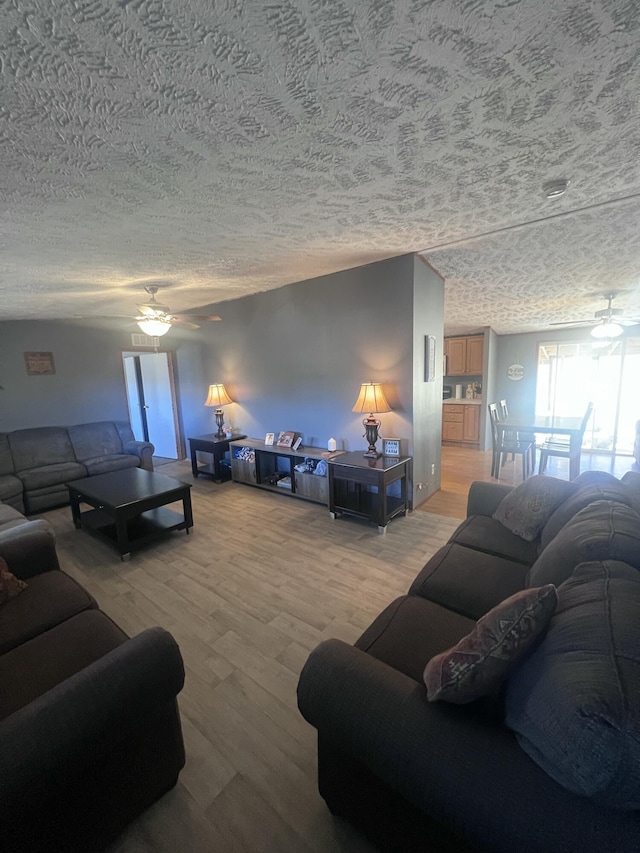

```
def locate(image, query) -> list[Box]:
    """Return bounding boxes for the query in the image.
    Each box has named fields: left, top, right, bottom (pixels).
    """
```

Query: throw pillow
left=505, top=560, right=640, bottom=809
left=493, top=475, right=575, bottom=542
left=0, top=556, right=28, bottom=604
left=423, top=584, right=557, bottom=704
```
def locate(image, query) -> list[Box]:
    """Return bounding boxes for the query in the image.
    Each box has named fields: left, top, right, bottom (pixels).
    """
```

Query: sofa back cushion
left=540, top=472, right=633, bottom=551
left=8, top=427, right=76, bottom=471
left=68, top=422, right=123, bottom=461
left=505, top=560, right=640, bottom=809
left=0, top=434, right=15, bottom=476
left=527, top=500, right=640, bottom=588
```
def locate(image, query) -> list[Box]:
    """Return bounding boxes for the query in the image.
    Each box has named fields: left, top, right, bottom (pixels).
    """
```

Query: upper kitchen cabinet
left=444, top=335, right=484, bottom=375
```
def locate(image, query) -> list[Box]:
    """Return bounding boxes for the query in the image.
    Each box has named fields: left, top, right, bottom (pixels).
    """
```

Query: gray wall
left=0, top=320, right=136, bottom=430
left=184, top=254, right=444, bottom=505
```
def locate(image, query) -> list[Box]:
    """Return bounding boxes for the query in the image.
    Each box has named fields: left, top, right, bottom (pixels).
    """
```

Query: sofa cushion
left=0, top=570, right=98, bottom=655
left=0, top=503, right=29, bottom=533
left=424, top=584, right=557, bottom=704
left=527, top=500, right=640, bottom=588
left=0, top=556, right=27, bottom=604
left=409, top=543, right=530, bottom=621
left=540, top=473, right=634, bottom=551
left=8, top=426, right=77, bottom=470
left=68, top=421, right=123, bottom=460
left=0, top=473, right=23, bottom=504
left=0, top=609, right=128, bottom=720
left=505, top=560, right=640, bottom=809
left=17, top=461, right=87, bottom=491
left=492, top=475, right=575, bottom=542
left=355, top=595, right=475, bottom=683
left=81, top=453, right=140, bottom=476
left=448, top=515, right=540, bottom=565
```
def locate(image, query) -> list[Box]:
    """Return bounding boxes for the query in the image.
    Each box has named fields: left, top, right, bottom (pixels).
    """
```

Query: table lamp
left=204, top=383, right=233, bottom=437
left=352, top=381, right=391, bottom=458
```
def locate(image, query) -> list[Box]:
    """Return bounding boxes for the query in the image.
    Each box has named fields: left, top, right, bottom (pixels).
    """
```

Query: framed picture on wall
left=24, top=351, right=56, bottom=375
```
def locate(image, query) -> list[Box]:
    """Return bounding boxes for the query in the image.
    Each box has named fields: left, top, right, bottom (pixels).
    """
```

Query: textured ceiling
left=2, top=0, right=640, bottom=335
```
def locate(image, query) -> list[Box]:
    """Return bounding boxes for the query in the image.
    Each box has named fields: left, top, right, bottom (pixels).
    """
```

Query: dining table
left=497, top=414, right=586, bottom=480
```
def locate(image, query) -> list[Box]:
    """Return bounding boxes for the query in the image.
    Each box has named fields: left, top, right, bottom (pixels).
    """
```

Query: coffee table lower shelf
left=76, top=506, right=190, bottom=560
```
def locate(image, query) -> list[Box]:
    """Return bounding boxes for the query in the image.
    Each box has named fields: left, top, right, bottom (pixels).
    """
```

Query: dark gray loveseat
left=0, top=421, right=154, bottom=514
left=297, top=471, right=640, bottom=853
left=0, top=502, right=185, bottom=853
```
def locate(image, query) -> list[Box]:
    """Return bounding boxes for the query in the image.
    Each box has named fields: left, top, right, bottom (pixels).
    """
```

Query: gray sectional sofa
left=298, top=470, right=640, bottom=853
left=0, top=501, right=185, bottom=853
left=0, top=421, right=154, bottom=514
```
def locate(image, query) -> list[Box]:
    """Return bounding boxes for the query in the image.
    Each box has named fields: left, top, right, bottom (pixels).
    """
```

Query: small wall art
left=424, top=335, right=436, bottom=382
left=24, top=351, right=56, bottom=375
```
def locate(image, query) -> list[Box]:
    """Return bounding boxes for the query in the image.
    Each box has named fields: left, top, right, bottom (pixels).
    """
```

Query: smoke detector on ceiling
left=542, top=178, right=570, bottom=199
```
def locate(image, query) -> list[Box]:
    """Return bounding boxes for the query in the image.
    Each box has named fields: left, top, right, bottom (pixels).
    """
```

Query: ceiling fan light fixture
left=542, top=178, right=570, bottom=199
left=591, top=320, right=623, bottom=339
left=137, top=317, right=172, bottom=336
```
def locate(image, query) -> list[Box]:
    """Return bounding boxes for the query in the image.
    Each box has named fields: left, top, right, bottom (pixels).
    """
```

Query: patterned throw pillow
left=423, top=584, right=557, bottom=704
left=493, top=475, right=576, bottom=541
left=0, top=556, right=28, bottom=604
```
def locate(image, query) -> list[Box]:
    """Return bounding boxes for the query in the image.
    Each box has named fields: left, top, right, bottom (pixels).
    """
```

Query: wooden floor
left=40, top=463, right=460, bottom=853
left=419, top=445, right=637, bottom=519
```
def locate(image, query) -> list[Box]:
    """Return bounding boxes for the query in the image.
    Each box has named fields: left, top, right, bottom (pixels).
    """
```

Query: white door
left=122, top=352, right=179, bottom=459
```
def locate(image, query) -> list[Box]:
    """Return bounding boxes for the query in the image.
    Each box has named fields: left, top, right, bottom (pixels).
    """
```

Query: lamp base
left=362, top=415, right=381, bottom=459
left=215, top=409, right=225, bottom=438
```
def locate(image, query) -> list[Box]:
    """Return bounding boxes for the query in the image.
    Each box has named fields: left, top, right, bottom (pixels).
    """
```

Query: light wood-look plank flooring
left=420, top=446, right=637, bottom=519
left=39, top=462, right=460, bottom=853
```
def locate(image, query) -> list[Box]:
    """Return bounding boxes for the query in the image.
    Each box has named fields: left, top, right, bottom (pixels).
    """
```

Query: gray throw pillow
left=493, top=475, right=575, bottom=542
left=505, top=560, right=640, bottom=809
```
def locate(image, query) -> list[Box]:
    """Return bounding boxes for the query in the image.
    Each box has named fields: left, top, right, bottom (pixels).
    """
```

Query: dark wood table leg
left=69, top=489, right=82, bottom=529
left=190, top=446, right=199, bottom=478
left=115, top=512, right=131, bottom=561
left=183, top=488, right=193, bottom=532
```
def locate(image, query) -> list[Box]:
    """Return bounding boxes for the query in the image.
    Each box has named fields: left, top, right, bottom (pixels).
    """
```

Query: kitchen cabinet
left=444, top=335, right=483, bottom=375
left=442, top=403, right=480, bottom=446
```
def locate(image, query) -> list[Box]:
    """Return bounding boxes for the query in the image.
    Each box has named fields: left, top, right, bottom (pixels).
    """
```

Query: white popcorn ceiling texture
left=2, top=0, right=640, bottom=335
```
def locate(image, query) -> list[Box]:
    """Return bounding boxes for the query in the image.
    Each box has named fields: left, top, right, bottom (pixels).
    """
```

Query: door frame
left=121, top=348, right=186, bottom=460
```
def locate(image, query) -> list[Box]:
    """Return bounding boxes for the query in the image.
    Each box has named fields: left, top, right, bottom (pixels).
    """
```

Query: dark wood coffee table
left=66, top=468, right=193, bottom=561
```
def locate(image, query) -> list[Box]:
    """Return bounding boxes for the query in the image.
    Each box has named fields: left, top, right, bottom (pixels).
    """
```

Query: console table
left=188, top=433, right=246, bottom=482
left=328, top=452, right=412, bottom=533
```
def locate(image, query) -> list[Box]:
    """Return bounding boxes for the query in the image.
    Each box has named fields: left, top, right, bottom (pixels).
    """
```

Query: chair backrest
left=579, top=402, right=594, bottom=438
left=499, top=399, right=509, bottom=419
left=488, top=403, right=500, bottom=446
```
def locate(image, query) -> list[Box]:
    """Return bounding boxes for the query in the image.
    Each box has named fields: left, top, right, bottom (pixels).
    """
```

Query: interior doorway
left=122, top=351, right=183, bottom=460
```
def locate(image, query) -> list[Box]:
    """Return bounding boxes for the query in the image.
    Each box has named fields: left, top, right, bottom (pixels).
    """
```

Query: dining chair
left=488, top=403, right=535, bottom=480
left=538, top=401, right=594, bottom=475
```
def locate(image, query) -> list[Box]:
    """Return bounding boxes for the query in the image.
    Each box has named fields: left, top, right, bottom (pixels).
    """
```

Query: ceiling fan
left=550, top=292, right=640, bottom=339
left=135, top=286, right=221, bottom=336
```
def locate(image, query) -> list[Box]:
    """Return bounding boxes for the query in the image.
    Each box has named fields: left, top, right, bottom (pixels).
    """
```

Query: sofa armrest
left=0, top=627, right=184, bottom=810
left=0, top=519, right=60, bottom=579
left=123, top=439, right=155, bottom=471
left=297, top=639, right=624, bottom=853
left=466, top=480, right=514, bottom=517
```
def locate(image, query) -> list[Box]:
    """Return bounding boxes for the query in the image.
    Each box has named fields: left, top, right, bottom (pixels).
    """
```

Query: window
left=536, top=338, right=640, bottom=455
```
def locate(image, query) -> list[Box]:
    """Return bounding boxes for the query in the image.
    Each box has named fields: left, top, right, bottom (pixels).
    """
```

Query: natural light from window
left=536, top=338, right=640, bottom=454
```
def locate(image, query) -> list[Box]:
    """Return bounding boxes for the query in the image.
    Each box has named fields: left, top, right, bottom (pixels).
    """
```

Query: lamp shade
left=591, top=321, right=623, bottom=339
left=204, top=383, right=233, bottom=407
left=137, top=317, right=172, bottom=336
left=352, top=382, right=391, bottom=414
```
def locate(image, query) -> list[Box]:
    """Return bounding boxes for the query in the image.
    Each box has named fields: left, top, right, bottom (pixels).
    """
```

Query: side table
left=328, top=452, right=412, bottom=533
left=188, top=433, right=247, bottom=482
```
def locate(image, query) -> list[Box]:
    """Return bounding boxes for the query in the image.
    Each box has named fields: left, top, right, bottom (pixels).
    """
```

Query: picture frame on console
left=276, top=431, right=296, bottom=448
left=265, top=432, right=275, bottom=446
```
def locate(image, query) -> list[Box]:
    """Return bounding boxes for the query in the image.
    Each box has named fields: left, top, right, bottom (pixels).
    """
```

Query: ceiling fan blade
left=172, top=313, right=222, bottom=322
left=169, top=317, right=201, bottom=329
left=548, top=319, right=594, bottom=327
